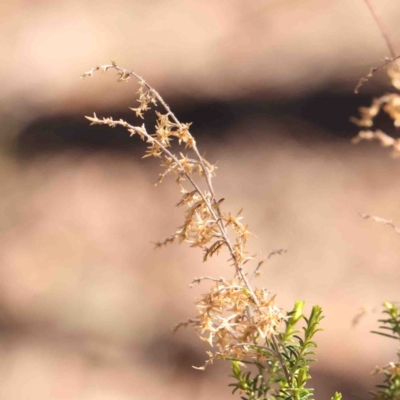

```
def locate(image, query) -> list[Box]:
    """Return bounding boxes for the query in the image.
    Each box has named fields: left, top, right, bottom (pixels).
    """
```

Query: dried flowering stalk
left=82, top=62, right=335, bottom=399
left=81, top=62, right=284, bottom=368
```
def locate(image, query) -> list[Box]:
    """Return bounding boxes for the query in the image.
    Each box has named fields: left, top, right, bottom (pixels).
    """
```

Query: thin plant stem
left=271, top=334, right=291, bottom=385
left=363, top=0, right=397, bottom=58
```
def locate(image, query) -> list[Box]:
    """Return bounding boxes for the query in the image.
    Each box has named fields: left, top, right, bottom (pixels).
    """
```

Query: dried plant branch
left=351, top=91, right=400, bottom=156
left=81, top=61, right=333, bottom=399
left=354, top=55, right=400, bottom=94
left=355, top=1, right=400, bottom=93
left=352, top=129, right=400, bottom=157
left=363, top=0, right=397, bottom=59
left=81, top=63, right=289, bottom=371
left=251, top=249, right=287, bottom=281
left=82, top=63, right=259, bottom=306
left=190, top=276, right=227, bottom=287
left=351, top=307, right=372, bottom=327
left=360, top=213, right=400, bottom=235
left=173, top=319, right=200, bottom=332
left=350, top=94, right=400, bottom=127
left=266, top=248, right=287, bottom=260
left=251, top=260, right=266, bottom=281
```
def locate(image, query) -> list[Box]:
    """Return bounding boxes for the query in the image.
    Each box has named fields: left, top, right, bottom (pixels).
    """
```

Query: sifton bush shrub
left=80, top=4, right=400, bottom=397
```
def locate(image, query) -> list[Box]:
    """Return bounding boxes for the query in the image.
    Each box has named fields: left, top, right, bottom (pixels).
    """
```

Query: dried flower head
left=174, top=277, right=283, bottom=369
left=352, top=60, right=400, bottom=157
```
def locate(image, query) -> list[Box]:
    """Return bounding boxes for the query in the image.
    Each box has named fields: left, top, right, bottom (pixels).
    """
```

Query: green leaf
left=371, top=331, right=400, bottom=340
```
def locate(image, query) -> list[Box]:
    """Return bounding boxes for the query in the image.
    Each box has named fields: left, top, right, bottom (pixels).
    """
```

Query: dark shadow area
left=15, top=90, right=378, bottom=159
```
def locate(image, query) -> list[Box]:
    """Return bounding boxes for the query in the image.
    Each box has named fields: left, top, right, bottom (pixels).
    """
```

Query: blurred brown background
left=1, top=0, right=400, bottom=398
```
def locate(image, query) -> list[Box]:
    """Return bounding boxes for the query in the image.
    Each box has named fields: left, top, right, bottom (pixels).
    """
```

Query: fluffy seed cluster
left=188, top=279, right=283, bottom=369
left=352, top=59, right=400, bottom=156
left=81, top=63, right=283, bottom=367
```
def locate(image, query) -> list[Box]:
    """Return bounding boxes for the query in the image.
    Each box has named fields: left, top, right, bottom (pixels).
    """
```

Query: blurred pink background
left=1, top=0, right=400, bottom=399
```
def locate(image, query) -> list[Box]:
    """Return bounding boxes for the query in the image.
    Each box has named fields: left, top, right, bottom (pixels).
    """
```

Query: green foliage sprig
left=229, top=302, right=341, bottom=400
left=371, top=303, right=400, bottom=400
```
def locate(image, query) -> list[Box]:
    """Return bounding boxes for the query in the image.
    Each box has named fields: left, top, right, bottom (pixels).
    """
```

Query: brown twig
left=354, top=55, right=400, bottom=93
left=363, top=0, right=397, bottom=58
left=251, top=249, right=287, bottom=281
left=190, top=276, right=227, bottom=287
left=355, top=1, right=399, bottom=93
left=360, top=213, right=400, bottom=235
